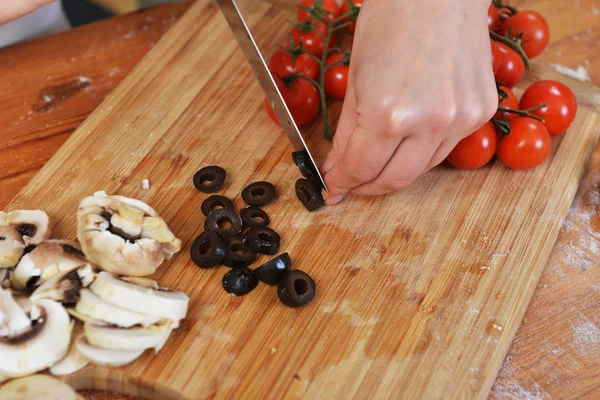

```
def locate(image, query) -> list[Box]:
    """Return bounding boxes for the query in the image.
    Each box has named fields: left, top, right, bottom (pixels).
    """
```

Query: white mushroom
left=0, top=374, right=82, bottom=400
left=0, top=289, right=31, bottom=337
left=10, top=240, right=88, bottom=289
left=84, top=320, right=172, bottom=352
left=90, top=272, right=189, bottom=327
left=50, top=323, right=89, bottom=376
left=0, top=210, right=51, bottom=270
left=30, top=263, right=95, bottom=305
left=67, top=308, right=93, bottom=323
left=0, top=299, right=72, bottom=378
left=74, top=334, right=144, bottom=367
left=75, top=288, right=162, bottom=328
left=77, top=193, right=181, bottom=276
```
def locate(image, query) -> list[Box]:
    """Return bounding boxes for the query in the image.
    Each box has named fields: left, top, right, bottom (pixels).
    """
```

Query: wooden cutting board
left=5, top=0, right=600, bottom=398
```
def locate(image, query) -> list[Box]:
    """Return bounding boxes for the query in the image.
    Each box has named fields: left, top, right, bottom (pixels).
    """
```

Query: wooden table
left=0, top=1, right=598, bottom=398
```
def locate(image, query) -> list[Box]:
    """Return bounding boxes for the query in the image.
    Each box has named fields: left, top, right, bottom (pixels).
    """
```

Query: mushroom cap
left=0, top=299, right=72, bottom=377
left=0, top=289, right=31, bottom=337
left=10, top=240, right=88, bottom=289
left=5, top=210, right=52, bottom=245
left=0, top=227, right=25, bottom=269
left=84, top=320, right=172, bottom=352
left=0, top=374, right=81, bottom=400
left=77, top=193, right=181, bottom=276
left=90, top=272, right=189, bottom=326
left=74, top=334, right=144, bottom=367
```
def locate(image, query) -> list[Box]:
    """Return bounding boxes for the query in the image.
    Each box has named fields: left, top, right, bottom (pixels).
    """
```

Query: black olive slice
left=223, top=235, right=257, bottom=269
left=243, top=227, right=280, bottom=255
left=204, top=209, right=242, bottom=237
left=278, top=270, right=316, bottom=308
left=292, top=151, right=319, bottom=180
left=201, top=195, right=234, bottom=217
left=222, top=268, right=259, bottom=296
left=241, top=181, right=276, bottom=206
left=295, top=179, right=324, bottom=212
left=193, top=166, right=226, bottom=193
left=240, top=207, right=270, bottom=228
left=254, top=253, right=291, bottom=285
left=190, top=230, right=228, bottom=269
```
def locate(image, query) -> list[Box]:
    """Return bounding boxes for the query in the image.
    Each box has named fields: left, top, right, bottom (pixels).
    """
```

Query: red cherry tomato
left=340, top=0, right=363, bottom=34
left=290, top=21, right=335, bottom=58
left=324, top=53, right=349, bottom=100
left=494, top=42, right=525, bottom=88
left=298, top=0, right=341, bottom=22
left=268, top=48, right=320, bottom=81
left=490, top=40, right=503, bottom=75
left=447, top=122, right=498, bottom=170
left=496, top=117, right=551, bottom=170
left=499, top=10, right=550, bottom=59
left=264, top=75, right=320, bottom=127
left=488, top=4, right=501, bottom=31
left=519, top=80, right=578, bottom=136
left=495, top=85, right=519, bottom=121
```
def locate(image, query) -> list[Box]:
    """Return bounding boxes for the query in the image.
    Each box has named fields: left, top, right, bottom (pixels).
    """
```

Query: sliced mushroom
left=11, top=290, right=32, bottom=314
left=84, top=320, right=172, bottom=352
left=74, top=334, right=144, bottom=367
left=75, top=288, right=162, bottom=328
left=10, top=240, right=88, bottom=290
left=77, top=193, right=181, bottom=276
left=67, top=308, right=93, bottom=323
left=0, top=268, right=9, bottom=287
left=0, top=289, right=31, bottom=337
left=50, top=323, right=89, bottom=376
left=0, top=374, right=82, bottom=400
left=5, top=210, right=52, bottom=245
left=30, top=263, right=95, bottom=305
left=0, top=299, right=72, bottom=378
left=90, top=271, right=189, bottom=327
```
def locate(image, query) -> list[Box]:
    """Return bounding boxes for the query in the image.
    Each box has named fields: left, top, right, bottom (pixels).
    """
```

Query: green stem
left=490, top=30, right=531, bottom=69
left=498, top=104, right=546, bottom=123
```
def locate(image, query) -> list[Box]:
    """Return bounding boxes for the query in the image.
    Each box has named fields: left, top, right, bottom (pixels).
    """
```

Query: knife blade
left=216, top=0, right=327, bottom=191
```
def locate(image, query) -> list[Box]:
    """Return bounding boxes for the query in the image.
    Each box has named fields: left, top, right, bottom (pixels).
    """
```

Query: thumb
left=0, top=0, right=56, bottom=26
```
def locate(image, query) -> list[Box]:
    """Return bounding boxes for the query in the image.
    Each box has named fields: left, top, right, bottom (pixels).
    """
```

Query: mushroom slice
left=0, top=226, right=25, bottom=269
left=84, top=320, right=172, bottom=352
left=0, top=289, right=31, bottom=336
left=67, top=307, right=93, bottom=323
left=5, top=210, right=51, bottom=245
left=10, top=240, right=88, bottom=290
left=0, top=374, right=82, bottom=400
left=90, top=272, right=189, bottom=327
left=77, top=193, right=181, bottom=276
left=0, top=299, right=72, bottom=377
left=50, top=324, right=89, bottom=376
left=75, top=288, right=162, bottom=328
left=0, top=268, right=9, bottom=285
left=30, top=263, right=95, bottom=305
left=75, top=334, right=143, bottom=367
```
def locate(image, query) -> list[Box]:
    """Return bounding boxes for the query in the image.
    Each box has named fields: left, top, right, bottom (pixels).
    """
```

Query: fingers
left=425, top=138, right=460, bottom=171
left=351, top=136, right=438, bottom=197
left=0, top=0, right=56, bottom=25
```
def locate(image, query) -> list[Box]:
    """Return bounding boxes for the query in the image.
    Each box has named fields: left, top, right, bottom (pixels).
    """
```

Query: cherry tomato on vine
left=324, top=53, right=349, bottom=100
left=499, top=10, right=550, bottom=59
left=340, top=0, right=363, bottom=34
left=494, top=42, right=525, bottom=88
left=268, top=48, right=320, bottom=81
left=519, top=80, right=578, bottom=136
left=447, top=122, right=497, bottom=170
left=490, top=40, right=503, bottom=75
left=495, top=85, right=519, bottom=121
left=297, top=0, right=341, bottom=22
left=264, top=75, right=320, bottom=127
left=488, top=4, right=501, bottom=31
left=496, top=118, right=551, bottom=170
left=290, top=21, right=335, bottom=58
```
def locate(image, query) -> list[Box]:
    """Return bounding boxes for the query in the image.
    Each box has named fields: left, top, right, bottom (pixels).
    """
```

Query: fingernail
left=325, top=195, right=344, bottom=206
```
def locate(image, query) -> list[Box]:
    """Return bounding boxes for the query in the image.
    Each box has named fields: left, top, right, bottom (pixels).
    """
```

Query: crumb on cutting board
left=142, top=179, right=150, bottom=190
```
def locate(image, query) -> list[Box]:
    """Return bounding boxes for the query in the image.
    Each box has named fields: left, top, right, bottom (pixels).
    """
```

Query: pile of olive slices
left=0, top=191, right=189, bottom=391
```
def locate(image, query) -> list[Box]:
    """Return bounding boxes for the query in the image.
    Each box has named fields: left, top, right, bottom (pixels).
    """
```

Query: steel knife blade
left=216, top=0, right=327, bottom=190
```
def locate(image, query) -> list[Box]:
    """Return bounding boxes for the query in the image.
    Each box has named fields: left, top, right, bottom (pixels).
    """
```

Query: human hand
left=322, top=0, right=497, bottom=205
left=0, top=0, right=56, bottom=26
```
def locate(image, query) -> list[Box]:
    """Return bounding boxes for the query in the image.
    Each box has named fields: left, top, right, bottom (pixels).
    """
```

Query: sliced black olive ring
left=277, top=270, right=316, bottom=308
left=193, top=166, right=226, bottom=193
left=222, top=235, right=257, bottom=269
left=292, top=151, right=319, bottom=181
left=254, top=253, right=291, bottom=285
left=204, top=209, right=243, bottom=237
left=240, top=207, right=270, bottom=228
left=295, top=179, right=324, bottom=212
left=201, top=195, right=234, bottom=217
left=222, top=267, right=259, bottom=296
left=241, top=181, right=276, bottom=206
left=190, top=230, right=228, bottom=269
left=243, top=227, right=280, bottom=255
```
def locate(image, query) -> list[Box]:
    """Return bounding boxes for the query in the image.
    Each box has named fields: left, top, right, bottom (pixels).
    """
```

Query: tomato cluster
left=448, top=2, right=577, bottom=171
left=264, top=0, right=360, bottom=134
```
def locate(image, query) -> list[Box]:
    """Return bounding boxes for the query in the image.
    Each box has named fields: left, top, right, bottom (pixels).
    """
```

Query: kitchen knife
left=216, top=0, right=327, bottom=190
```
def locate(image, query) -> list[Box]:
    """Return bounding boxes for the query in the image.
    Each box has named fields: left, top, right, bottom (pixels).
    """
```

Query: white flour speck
left=593, top=5, right=600, bottom=15
left=550, top=64, right=592, bottom=82
left=572, top=318, right=600, bottom=356
left=142, top=179, right=150, bottom=190
left=270, top=348, right=277, bottom=355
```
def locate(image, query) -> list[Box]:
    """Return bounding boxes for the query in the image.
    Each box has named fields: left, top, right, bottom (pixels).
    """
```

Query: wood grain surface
left=1, top=0, right=600, bottom=398
left=0, top=1, right=599, bottom=399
